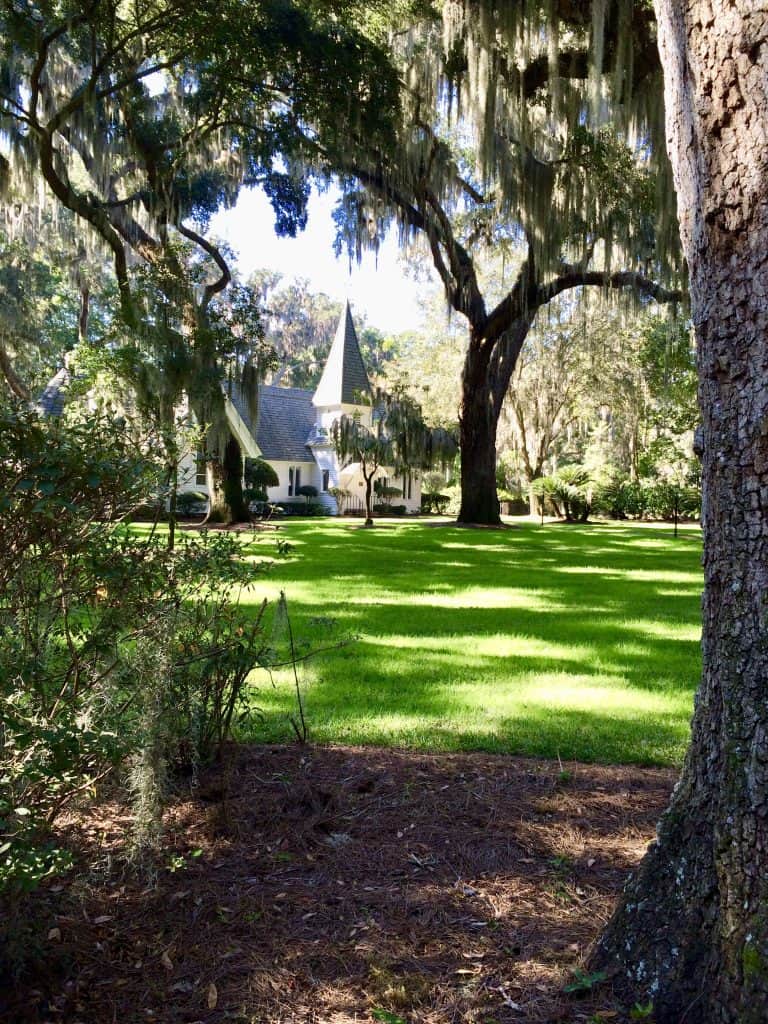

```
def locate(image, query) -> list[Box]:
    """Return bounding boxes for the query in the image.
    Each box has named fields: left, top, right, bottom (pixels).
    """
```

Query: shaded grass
left=233, top=518, right=701, bottom=766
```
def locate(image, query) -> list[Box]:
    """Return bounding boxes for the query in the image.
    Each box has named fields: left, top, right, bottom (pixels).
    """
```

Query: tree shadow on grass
left=240, top=522, right=701, bottom=764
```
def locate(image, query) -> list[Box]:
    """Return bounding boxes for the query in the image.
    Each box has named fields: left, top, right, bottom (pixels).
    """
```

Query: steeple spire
left=312, top=301, right=371, bottom=408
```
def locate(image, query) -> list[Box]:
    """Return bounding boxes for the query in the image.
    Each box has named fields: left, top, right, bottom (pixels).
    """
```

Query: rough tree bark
left=591, top=5, right=768, bottom=1021
left=459, top=327, right=503, bottom=525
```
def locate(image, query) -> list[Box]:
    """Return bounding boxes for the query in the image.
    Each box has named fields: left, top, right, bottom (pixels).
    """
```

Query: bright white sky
left=209, top=185, right=434, bottom=335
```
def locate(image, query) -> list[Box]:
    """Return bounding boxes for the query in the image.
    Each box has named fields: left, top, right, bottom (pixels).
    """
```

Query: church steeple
left=312, top=301, right=371, bottom=408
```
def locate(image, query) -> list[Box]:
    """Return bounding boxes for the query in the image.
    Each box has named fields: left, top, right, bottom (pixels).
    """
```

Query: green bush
left=592, top=477, right=648, bottom=519
left=176, top=490, right=208, bottom=516
left=0, top=409, right=271, bottom=971
left=243, top=457, right=279, bottom=491
left=373, top=503, right=408, bottom=516
left=592, top=475, right=701, bottom=521
left=533, top=466, right=592, bottom=521
left=280, top=500, right=326, bottom=516
left=421, top=491, right=450, bottom=514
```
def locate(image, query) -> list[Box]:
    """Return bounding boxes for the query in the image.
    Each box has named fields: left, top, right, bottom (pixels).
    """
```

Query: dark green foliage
left=373, top=503, right=408, bottom=515
left=176, top=490, right=208, bottom=516
left=0, top=410, right=271, bottom=974
left=592, top=474, right=701, bottom=523
left=332, top=388, right=456, bottom=524
left=373, top=481, right=403, bottom=507
left=280, top=500, right=326, bottom=516
left=421, top=491, right=450, bottom=514
left=296, top=484, right=319, bottom=509
left=534, top=466, right=593, bottom=522
left=244, top=457, right=280, bottom=491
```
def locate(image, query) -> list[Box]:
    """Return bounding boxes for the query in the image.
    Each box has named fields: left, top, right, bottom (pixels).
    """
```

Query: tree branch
left=538, top=269, right=684, bottom=306
left=0, top=338, right=31, bottom=402
left=176, top=224, right=231, bottom=309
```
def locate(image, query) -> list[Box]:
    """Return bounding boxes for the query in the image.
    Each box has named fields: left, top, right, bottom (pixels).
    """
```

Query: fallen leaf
left=47, top=928, right=61, bottom=942
left=160, top=951, right=174, bottom=971
left=207, top=982, right=218, bottom=1009
left=93, top=915, right=113, bottom=925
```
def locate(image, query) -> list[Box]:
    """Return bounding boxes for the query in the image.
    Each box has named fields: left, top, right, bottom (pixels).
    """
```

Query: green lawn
left=235, top=518, right=702, bottom=766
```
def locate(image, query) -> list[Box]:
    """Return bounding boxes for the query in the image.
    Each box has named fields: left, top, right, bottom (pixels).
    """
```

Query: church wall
left=265, top=460, right=321, bottom=504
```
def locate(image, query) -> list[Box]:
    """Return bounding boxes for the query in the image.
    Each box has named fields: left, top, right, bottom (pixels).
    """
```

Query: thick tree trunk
left=458, top=328, right=502, bottom=525
left=0, top=338, right=30, bottom=401
left=222, top=436, right=248, bottom=523
left=206, top=460, right=228, bottom=523
left=592, top=6, right=768, bottom=1021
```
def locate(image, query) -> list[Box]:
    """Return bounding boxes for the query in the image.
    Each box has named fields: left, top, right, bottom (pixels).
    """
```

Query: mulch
left=5, top=745, right=676, bottom=1024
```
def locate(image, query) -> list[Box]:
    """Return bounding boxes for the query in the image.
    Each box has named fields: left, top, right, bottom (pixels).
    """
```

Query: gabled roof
left=312, top=301, right=371, bottom=408
left=230, top=384, right=316, bottom=464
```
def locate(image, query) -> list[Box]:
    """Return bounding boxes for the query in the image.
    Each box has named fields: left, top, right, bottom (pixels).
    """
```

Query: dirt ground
left=6, top=745, right=675, bottom=1024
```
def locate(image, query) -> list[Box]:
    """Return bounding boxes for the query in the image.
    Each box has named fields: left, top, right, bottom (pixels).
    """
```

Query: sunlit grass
left=226, top=517, right=702, bottom=766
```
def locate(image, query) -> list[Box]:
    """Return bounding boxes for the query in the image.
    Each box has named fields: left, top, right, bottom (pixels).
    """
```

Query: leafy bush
left=644, top=482, right=701, bottom=521
left=244, top=457, right=279, bottom=491
left=592, top=476, right=648, bottom=519
left=421, top=491, right=450, bottom=514
left=280, top=500, right=326, bottom=516
left=0, top=409, right=271, bottom=970
left=176, top=490, right=208, bottom=516
left=592, top=474, right=701, bottom=521
left=533, top=466, right=593, bottom=521
left=328, top=486, right=351, bottom=513
left=373, top=503, right=408, bottom=516
left=373, top=481, right=403, bottom=508
left=296, top=483, right=319, bottom=510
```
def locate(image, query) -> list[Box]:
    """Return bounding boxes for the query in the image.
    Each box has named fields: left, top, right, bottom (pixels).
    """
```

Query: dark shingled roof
left=313, top=301, right=370, bottom=407
left=229, top=384, right=316, bottom=463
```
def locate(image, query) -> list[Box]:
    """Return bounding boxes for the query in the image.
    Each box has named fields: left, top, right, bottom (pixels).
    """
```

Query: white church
left=179, top=302, right=422, bottom=515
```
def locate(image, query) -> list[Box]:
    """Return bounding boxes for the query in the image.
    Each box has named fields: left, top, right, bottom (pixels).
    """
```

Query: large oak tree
left=591, top=4, right=768, bottom=1021
left=332, top=0, right=684, bottom=524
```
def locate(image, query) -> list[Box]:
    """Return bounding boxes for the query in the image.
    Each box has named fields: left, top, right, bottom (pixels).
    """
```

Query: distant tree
left=332, top=389, right=455, bottom=526
left=0, top=0, right=403, bottom=525
left=331, top=1, right=684, bottom=524
left=250, top=273, right=342, bottom=389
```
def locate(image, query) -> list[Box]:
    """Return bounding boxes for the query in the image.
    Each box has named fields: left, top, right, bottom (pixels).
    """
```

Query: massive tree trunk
left=222, top=436, right=248, bottom=523
left=592, top=5, right=768, bottom=1020
left=458, top=328, right=502, bottom=525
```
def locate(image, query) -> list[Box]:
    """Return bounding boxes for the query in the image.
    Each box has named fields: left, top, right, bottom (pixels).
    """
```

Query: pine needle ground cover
left=239, top=519, right=701, bottom=766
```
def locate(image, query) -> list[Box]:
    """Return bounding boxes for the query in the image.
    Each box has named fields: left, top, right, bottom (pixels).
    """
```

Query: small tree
left=332, top=389, right=455, bottom=527
left=244, top=457, right=279, bottom=502
left=328, top=486, right=351, bottom=514
left=332, top=413, right=390, bottom=526
left=296, top=484, right=319, bottom=511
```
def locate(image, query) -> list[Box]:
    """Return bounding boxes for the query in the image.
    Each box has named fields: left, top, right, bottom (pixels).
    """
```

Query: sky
left=209, top=185, right=435, bottom=335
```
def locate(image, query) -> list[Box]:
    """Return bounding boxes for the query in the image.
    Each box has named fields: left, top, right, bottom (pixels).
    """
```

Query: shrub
left=421, top=491, right=450, bottom=514
left=176, top=490, right=208, bottom=516
left=533, top=466, right=592, bottom=521
left=373, top=503, right=407, bottom=516
left=328, top=486, right=351, bottom=513
left=373, top=481, right=403, bottom=508
left=244, top=457, right=279, bottom=491
left=0, top=409, right=271, bottom=970
left=296, top=484, right=319, bottom=510
left=280, top=500, right=325, bottom=516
